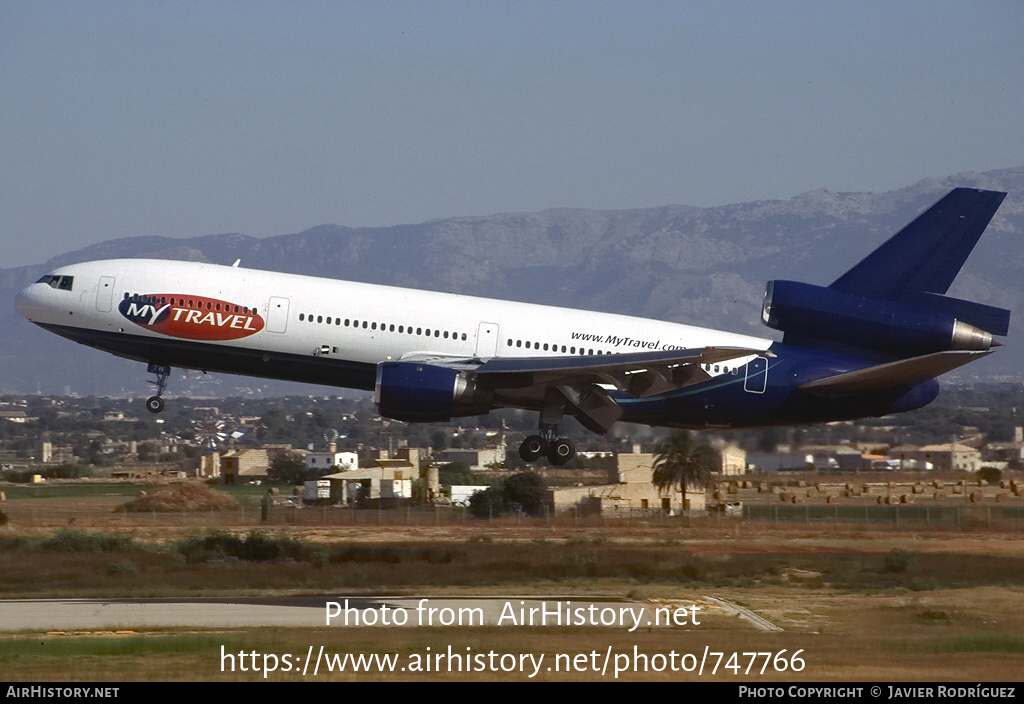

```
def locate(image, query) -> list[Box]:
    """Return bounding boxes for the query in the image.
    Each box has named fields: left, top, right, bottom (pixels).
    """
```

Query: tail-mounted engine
left=762, top=280, right=1004, bottom=357
left=375, top=361, right=491, bottom=422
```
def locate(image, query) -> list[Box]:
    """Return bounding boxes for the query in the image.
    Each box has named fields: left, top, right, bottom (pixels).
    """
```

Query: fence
left=5, top=498, right=1024, bottom=532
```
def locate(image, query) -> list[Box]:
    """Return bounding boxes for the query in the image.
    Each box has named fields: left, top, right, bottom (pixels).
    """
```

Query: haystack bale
left=116, top=482, right=240, bottom=513
left=995, top=492, right=1011, bottom=502
left=933, top=492, right=946, bottom=500
left=969, top=491, right=984, bottom=504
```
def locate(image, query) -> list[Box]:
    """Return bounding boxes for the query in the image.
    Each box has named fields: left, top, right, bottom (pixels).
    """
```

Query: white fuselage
left=16, top=259, right=772, bottom=383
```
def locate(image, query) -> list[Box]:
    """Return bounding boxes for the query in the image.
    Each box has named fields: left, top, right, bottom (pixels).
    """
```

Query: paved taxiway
left=0, top=597, right=709, bottom=632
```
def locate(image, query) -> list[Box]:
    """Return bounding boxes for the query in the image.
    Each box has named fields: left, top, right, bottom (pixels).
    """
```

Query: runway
left=0, top=596, right=731, bottom=632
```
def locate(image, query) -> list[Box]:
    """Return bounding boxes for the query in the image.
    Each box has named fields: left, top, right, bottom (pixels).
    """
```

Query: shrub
left=883, top=549, right=916, bottom=573
left=468, top=487, right=508, bottom=518
left=437, top=462, right=481, bottom=486
left=106, top=560, right=138, bottom=576
left=268, top=452, right=308, bottom=485
left=502, top=471, right=546, bottom=515
left=176, top=530, right=308, bottom=563
left=43, top=530, right=134, bottom=553
left=329, top=546, right=402, bottom=563
left=42, top=463, right=91, bottom=479
left=978, top=467, right=1002, bottom=485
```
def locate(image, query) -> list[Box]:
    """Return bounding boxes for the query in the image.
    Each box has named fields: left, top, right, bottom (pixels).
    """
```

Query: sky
left=2, top=1, right=1022, bottom=268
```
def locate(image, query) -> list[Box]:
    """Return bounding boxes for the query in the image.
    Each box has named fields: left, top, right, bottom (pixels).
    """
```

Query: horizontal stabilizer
left=896, top=290, right=1010, bottom=337
left=798, top=350, right=991, bottom=394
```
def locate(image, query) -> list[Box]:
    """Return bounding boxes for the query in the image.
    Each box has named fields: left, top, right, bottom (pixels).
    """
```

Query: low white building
left=450, top=485, right=489, bottom=506
left=306, top=451, right=358, bottom=473
left=436, top=448, right=504, bottom=470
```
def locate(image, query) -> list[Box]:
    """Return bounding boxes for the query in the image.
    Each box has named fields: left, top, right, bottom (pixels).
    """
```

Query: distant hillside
left=3, top=165, right=1022, bottom=396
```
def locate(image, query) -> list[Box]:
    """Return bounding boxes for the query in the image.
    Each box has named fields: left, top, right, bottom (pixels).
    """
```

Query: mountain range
left=3, top=165, right=1022, bottom=397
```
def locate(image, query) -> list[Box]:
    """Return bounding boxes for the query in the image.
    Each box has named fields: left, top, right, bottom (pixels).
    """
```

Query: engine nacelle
left=762, top=280, right=994, bottom=357
left=375, top=361, right=490, bottom=422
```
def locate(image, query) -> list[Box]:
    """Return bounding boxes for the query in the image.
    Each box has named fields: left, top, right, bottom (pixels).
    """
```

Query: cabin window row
left=701, top=363, right=738, bottom=375
left=123, top=293, right=256, bottom=315
left=505, top=338, right=607, bottom=356
left=297, top=313, right=467, bottom=341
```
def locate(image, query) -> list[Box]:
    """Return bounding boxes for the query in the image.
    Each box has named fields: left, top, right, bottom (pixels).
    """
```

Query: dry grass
left=3, top=492, right=1024, bottom=681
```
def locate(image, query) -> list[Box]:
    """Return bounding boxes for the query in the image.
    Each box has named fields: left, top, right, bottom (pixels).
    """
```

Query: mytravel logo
left=118, top=294, right=265, bottom=341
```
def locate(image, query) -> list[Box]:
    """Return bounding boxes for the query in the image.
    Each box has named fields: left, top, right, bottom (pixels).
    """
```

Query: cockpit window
left=35, top=275, right=74, bottom=291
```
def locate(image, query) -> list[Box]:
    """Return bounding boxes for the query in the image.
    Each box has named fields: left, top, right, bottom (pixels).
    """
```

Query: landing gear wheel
left=547, top=437, right=575, bottom=466
left=519, top=435, right=545, bottom=462
left=146, top=396, right=165, bottom=414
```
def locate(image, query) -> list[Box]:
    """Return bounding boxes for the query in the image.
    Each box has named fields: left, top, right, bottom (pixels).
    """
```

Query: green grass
left=936, top=634, right=1024, bottom=654
left=1, top=484, right=155, bottom=500
left=0, top=633, right=249, bottom=661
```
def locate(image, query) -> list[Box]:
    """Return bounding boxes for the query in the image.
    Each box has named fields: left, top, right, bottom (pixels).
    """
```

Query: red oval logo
left=119, top=294, right=265, bottom=341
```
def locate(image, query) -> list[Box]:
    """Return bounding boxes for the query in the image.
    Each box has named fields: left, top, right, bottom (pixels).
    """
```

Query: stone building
left=548, top=451, right=706, bottom=516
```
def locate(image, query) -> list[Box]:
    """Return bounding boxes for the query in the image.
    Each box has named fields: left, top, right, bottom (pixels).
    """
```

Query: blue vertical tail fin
left=828, top=188, right=1009, bottom=336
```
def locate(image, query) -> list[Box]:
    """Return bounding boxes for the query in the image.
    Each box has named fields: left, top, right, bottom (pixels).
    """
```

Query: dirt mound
left=116, top=482, right=240, bottom=513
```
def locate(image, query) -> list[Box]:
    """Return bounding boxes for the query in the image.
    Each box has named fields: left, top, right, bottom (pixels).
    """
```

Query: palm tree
left=652, top=430, right=716, bottom=497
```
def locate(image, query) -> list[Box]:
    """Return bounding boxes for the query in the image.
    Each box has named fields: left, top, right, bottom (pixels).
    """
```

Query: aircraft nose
left=14, top=283, right=45, bottom=322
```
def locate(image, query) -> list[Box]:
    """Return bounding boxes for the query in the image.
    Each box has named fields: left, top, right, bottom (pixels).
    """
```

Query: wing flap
left=474, top=346, right=768, bottom=397
left=475, top=346, right=764, bottom=377
left=798, top=350, right=990, bottom=393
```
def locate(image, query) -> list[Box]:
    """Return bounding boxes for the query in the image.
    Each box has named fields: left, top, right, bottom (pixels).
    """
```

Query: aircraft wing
left=798, top=350, right=991, bottom=394
left=473, top=346, right=763, bottom=392
left=402, top=346, right=769, bottom=434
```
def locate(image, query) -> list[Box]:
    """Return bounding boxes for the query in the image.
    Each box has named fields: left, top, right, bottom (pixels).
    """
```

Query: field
left=1, top=483, right=1023, bottom=682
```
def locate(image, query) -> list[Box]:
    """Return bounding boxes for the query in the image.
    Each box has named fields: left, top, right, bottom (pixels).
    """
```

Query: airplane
left=15, top=188, right=1010, bottom=466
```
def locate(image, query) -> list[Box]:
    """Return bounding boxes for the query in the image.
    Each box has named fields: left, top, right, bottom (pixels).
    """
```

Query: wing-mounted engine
left=762, top=280, right=1005, bottom=358
left=374, top=361, right=492, bottom=422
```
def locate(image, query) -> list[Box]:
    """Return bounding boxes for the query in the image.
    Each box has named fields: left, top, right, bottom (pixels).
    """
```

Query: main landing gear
left=518, top=389, right=576, bottom=466
left=519, top=429, right=576, bottom=466
left=145, top=363, right=170, bottom=414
